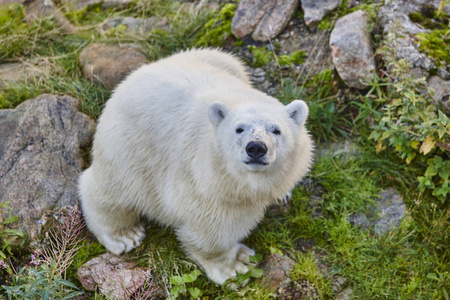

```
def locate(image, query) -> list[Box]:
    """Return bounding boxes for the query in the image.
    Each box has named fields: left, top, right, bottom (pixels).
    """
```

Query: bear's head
left=208, top=100, right=309, bottom=173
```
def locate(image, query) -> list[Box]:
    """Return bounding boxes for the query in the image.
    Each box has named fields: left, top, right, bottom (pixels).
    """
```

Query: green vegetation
left=0, top=0, right=449, bottom=299
left=0, top=202, right=23, bottom=259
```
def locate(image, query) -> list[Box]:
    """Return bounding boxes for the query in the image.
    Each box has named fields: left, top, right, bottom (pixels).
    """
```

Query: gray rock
left=374, top=188, right=406, bottom=235
left=251, top=0, right=299, bottom=41
left=77, top=253, right=157, bottom=299
left=24, top=0, right=77, bottom=33
left=348, top=213, right=370, bottom=229
left=261, top=253, right=296, bottom=292
left=0, top=94, right=95, bottom=243
left=231, top=0, right=298, bottom=42
left=335, top=287, right=353, bottom=300
left=102, top=16, right=168, bottom=34
left=378, top=0, right=450, bottom=74
left=301, top=0, right=342, bottom=26
left=79, top=43, right=148, bottom=89
left=0, top=61, right=50, bottom=88
left=330, top=10, right=375, bottom=89
left=427, top=76, right=450, bottom=114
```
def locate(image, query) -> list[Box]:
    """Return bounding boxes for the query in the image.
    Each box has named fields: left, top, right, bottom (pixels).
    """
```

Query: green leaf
left=427, top=273, right=439, bottom=281
left=59, top=279, right=79, bottom=290
left=3, top=229, right=24, bottom=237
left=3, top=215, right=18, bottom=225
left=250, top=253, right=263, bottom=263
left=188, top=287, right=202, bottom=298
left=249, top=268, right=264, bottom=278
left=170, top=275, right=184, bottom=286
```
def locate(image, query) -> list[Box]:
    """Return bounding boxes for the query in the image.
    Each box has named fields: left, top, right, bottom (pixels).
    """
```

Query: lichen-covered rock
left=378, top=0, right=450, bottom=74
left=329, top=10, right=375, bottom=89
left=301, top=0, right=342, bottom=26
left=231, top=0, right=298, bottom=41
left=0, top=94, right=95, bottom=243
left=77, top=253, right=157, bottom=299
left=79, top=43, right=148, bottom=89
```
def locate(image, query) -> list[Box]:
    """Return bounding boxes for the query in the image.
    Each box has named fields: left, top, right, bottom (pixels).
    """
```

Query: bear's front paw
left=99, top=224, right=146, bottom=255
left=200, top=243, right=255, bottom=285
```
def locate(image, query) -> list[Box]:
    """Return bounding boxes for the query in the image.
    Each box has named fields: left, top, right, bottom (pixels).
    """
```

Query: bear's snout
left=246, top=141, right=268, bottom=159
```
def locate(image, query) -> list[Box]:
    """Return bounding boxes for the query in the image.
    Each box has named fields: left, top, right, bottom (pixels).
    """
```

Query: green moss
left=194, top=3, right=236, bottom=47
left=416, top=29, right=450, bottom=64
left=277, top=50, right=307, bottom=67
left=247, top=45, right=272, bottom=68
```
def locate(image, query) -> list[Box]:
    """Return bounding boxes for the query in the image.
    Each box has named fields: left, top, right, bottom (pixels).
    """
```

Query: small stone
left=261, top=253, right=295, bottom=292
left=330, top=10, right=375, bottom=89
left=0, top=61, right=50, bottom=88
left=24, top=0, right=77, bottom=33
left=102, top=16, right=168, bottom=33
left=335, top=287, right=353, bottom=300
left=79, top=43, right=149, bottom=89
left=77, top=253, right=155, bottom=299
left=68, top=0, right=133, bottom=10
left=301, top=0, right=342, bottom=26
left=374, top=188, right=406, bottom=235
left=348, top=214, right=370, bottom=229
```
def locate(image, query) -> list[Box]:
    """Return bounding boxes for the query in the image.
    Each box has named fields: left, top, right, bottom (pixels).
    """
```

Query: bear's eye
left=236, top=128, right=244, bottom=134
left=273, top=129, right=281, bottom=135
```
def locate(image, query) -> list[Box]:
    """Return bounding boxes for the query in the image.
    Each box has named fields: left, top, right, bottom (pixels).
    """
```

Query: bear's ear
left=286, top=100, right=309, bottom=126
left=208, top=102, right=229, bottom=127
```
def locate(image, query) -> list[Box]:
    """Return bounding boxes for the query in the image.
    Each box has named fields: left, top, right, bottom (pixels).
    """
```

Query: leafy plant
left=169, top=269, right=203, bottom=299
left=368, top=53, right=450, bottom=202
left=0, top=202, right=23, bottom=259
left=2, top=206, right=85, bottom=299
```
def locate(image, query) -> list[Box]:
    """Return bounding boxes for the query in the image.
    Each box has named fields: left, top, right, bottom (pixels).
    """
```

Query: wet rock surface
left=0, top=94, right=95, bottom=243
left=330, top=10, right=375, bottom=89
left=261, top=253, right=295, bottom=292
left=79, top=43, right=149, bottom=89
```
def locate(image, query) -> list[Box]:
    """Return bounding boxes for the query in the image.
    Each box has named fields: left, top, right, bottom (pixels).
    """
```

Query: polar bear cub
left=78, top=48, right=314, bottom=285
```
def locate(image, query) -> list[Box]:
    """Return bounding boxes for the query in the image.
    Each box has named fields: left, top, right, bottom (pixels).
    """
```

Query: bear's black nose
left=246, top=141, right=267, bottom=159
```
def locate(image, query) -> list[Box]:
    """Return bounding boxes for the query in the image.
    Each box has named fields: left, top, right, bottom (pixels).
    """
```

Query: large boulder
left=301, top=0, right=342, bottom=26
left=79, top=43, right=149, bottom=90
left=0, top=94, right=95, bottom=243
left=329, top=10, right=375, bottom=89
left=231, top=0, right=298, bottom=42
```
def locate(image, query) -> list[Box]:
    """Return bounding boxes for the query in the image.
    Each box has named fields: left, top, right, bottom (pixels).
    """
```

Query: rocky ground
left=0, top=0, right=449, bottom=299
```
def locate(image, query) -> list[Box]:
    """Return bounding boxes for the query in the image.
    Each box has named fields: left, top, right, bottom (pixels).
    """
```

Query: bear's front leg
left=176, top=226, right=255, bottom=284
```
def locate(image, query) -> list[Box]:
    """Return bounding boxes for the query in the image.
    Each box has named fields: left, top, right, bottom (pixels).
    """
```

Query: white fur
left=78, top=48, right=314, bottom=284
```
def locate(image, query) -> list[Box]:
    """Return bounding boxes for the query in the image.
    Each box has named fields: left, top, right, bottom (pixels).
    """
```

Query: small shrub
left=2, top=206, right=85, bottom=299
left=369, top=39, right=450, bottom=202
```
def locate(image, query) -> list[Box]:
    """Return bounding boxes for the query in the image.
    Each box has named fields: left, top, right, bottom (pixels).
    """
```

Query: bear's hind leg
left=79, top=169, right=146, bottom=255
